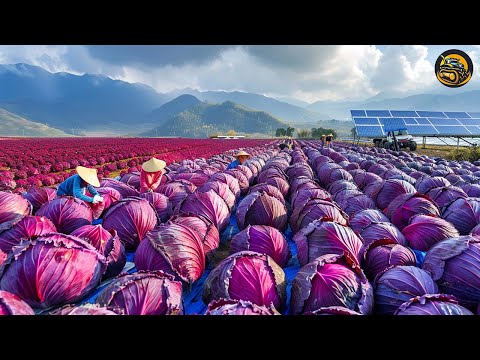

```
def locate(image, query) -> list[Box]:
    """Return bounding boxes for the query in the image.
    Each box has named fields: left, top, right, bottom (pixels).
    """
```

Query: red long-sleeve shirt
left=139, top=169, right=163, bottom=193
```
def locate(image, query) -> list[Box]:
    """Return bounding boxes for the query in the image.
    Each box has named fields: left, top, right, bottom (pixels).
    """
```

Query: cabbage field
left=1, top=137, right=480, bottom=315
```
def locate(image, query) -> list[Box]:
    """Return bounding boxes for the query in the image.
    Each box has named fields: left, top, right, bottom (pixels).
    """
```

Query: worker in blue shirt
left=57, top=166, right=104, bottom=204
left=227, top=150, right=251, bottom=169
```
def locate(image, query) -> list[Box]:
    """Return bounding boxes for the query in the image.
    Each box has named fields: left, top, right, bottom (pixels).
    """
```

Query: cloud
left=85, top=45, right=235, bottom=69
left=370, top=45, right=436, bottom=93
left=1, top=44, right=479, bottom=103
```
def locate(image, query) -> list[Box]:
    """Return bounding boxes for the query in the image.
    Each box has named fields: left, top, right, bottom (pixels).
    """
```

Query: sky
left=0, top=45, right=479, bottom=104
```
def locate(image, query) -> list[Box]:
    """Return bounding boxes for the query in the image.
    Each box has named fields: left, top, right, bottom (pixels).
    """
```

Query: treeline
left=297, top=127, right=338, bottom=139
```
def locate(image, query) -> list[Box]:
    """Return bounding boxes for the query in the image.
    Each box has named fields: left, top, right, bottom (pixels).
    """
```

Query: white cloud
left=1, top=45, right=479, bottom=103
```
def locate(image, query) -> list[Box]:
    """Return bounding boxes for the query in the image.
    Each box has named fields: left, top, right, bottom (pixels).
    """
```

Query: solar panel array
left=351, top=110, right=480, bottom=137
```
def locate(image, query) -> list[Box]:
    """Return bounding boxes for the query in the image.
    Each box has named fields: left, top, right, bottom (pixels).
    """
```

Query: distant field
left=0, top=137, right=272, bottom=191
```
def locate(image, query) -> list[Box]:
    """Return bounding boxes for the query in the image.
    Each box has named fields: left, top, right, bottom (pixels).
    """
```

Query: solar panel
left=428, top=118, right=460, bottom=126
left=351, top=110, right=480, bottom=138
left=353, top=117, right=381, bottom=125
left=355, top=126, right=384, bottom=137
left=416, top=111, right=447, bottom=118
left=459, top=119, right=480, bottom=126
left=407, top=125, right=438, bottom=136
left=435, top=126, right=470, bottom=135
left=365, top=110, right=391, bottom=117
left=416, top=118, right=431, bottom=125
left=445, top=111, right=471, bottom=118
left=390, top=110, right=418, bottom=117
left=350, top=110, right=367, bottom=117
left=403, top=118, right=418, bottom=125
left=380, top=118, right=407, bottom=131
left=464, top=126, right=480, bottom=135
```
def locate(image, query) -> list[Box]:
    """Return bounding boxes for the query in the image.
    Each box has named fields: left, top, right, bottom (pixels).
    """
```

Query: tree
left=297, top=129, right=311, bottom=138
left=227, top=129, right=236, bottom=136
left=276, top=128, right=287, bottom=137
left=286, top=127, right=295, bottom=137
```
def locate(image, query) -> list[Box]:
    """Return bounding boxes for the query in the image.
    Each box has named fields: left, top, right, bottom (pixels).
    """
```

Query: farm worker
left=140, top=157, right=166, bottom=193
left=325, top=133, right=333, bottom=148
left=320, top=134, right=326, bottom=148
left=227, top=150, right=251, bottom=169
left=56, top=166, right=104, bottom=204
left=279, top=143, right=289, bottom=150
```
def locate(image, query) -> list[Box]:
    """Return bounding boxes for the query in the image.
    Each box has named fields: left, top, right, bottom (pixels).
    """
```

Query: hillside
left=141, top=101, right=289, bottom=138
left=0, top=63, right=167, bottom=134
left=0, top=107, right=71, bottom=136
left=166, top=88, right=332, bottom=123
left=142, top=95, right=203, bottom=135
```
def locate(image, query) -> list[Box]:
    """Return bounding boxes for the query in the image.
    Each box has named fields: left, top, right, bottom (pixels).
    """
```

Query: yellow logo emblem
left=435, top=49, right=473, bottom=88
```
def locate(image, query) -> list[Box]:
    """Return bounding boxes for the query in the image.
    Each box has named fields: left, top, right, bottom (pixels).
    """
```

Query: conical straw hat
left=235, top=150, right=250, bottom=158
left=142, top=157, right=166, bottom=173
left=76, top=166, right=100, bottom=187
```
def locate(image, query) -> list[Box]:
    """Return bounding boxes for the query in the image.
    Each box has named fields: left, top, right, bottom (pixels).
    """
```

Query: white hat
left=142, top=157, right=166, bottom=173
left=76, top=166, right=100, bottom=187
left=235, top=150, right=251, bottom=158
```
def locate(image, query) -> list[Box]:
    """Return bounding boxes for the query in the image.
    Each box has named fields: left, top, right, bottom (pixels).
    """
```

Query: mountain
left=0, top=63, right=168, bottom=134
left=0, top=107, right=71, bottom=136
left=307, top=90, right=480, bottom=120
left=141, top=101, right=289, bottom=138
left=165, top=88, right=332, bottom=123
left=142, top=94, right=202, bottom=134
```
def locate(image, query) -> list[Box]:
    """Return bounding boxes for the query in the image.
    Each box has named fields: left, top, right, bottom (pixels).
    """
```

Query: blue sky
left=0, top=45, right=478, bottom=103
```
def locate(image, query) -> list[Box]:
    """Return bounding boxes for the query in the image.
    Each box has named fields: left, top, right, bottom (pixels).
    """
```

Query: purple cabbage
left=441, top=197, right=480, bottom=235
left=247, top=184, right=285, bottom=206
left=36, top=196, right=93, bottom=234
left=290, top=188, right=332, bottom=211
left=170, top=214, right=220, bottom=258
left=362, top=239, right=417, bottom=281
left=71, top=225, right=126, bottom=279
left=327, top=180, right=358, bottom=197
left=202, top=251, right=286, bottom=311
left=289, top=198, right=348, bottom=234
left=140, top=192, right=173, bottom=222
left=171, top=172, right=210, bottom=187
left=156, top=180, right=196, bottom=211
left=50, top=303, right=123, bottom=315
left=197, top=181, right=236, bottom=211
left=461, top=183, right=480, bottom=197
left=394, top=294, right=473, bottom=315
left=178, top=190, right=230, bottom=232
left=402, top=214, right=460, bottom=252
left=293, top=219, right=364, bottom=266
left=96, top=270, right=183, bottom=315
left=373, top=179, right=416, bottom=210
left=119, top=171, right=141, bottom=190
left=384, top=193, right=440, bottom=230
left=22, top=186, right=57, bottom=214
left=415, top=176, right=451, bottom=194
left=426, top=186, right=468, bottom=209
left=100, top=178, right=139, bottom=198
left=349, top=209, right=389, bottom=233
left=336, top=193, right=377, bottom=216
left=353, top=172, right=383, bottom=190
left=224, top=169, right=249, bottom=195
left=236, top=191, right=288, bottom=232
left=205, top=298, right=280, bottom=315
left=0, top=233, right=106, bottom=309
left=0, top=216, right=56, bottom=253
left=290, top=253, right=373, bottom=315
left=230, top=225, right=291, bottom=267
left=135, top=222, right=205, bottom=284
left=0, top=191, right=31, bottom=224
left=0, top=290, right=35, bottom=315
left=103, top=197, right=159, bottom=250
left=286, top=163, right=314, bottom=180
left=304, top=306, right=361, bottom=315
left=357, top=221, right=407, bottom=247
left=422, top=235, right=480, bottom=308
left=91, top=187, right=122, bottom=219
left=208, top=172, right=241, bottom=200
left=374, top=266, right=438, bottom=315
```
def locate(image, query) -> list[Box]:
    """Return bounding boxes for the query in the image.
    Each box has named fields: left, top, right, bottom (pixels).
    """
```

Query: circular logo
left=435, top=49, right=473, bottom=88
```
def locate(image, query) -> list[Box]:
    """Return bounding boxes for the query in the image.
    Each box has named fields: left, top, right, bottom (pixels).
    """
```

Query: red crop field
left=0, top=137, right=271, bottom=192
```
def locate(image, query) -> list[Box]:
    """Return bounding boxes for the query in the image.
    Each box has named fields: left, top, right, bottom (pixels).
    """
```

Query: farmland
left=0, top=137, right=480, bottom=316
